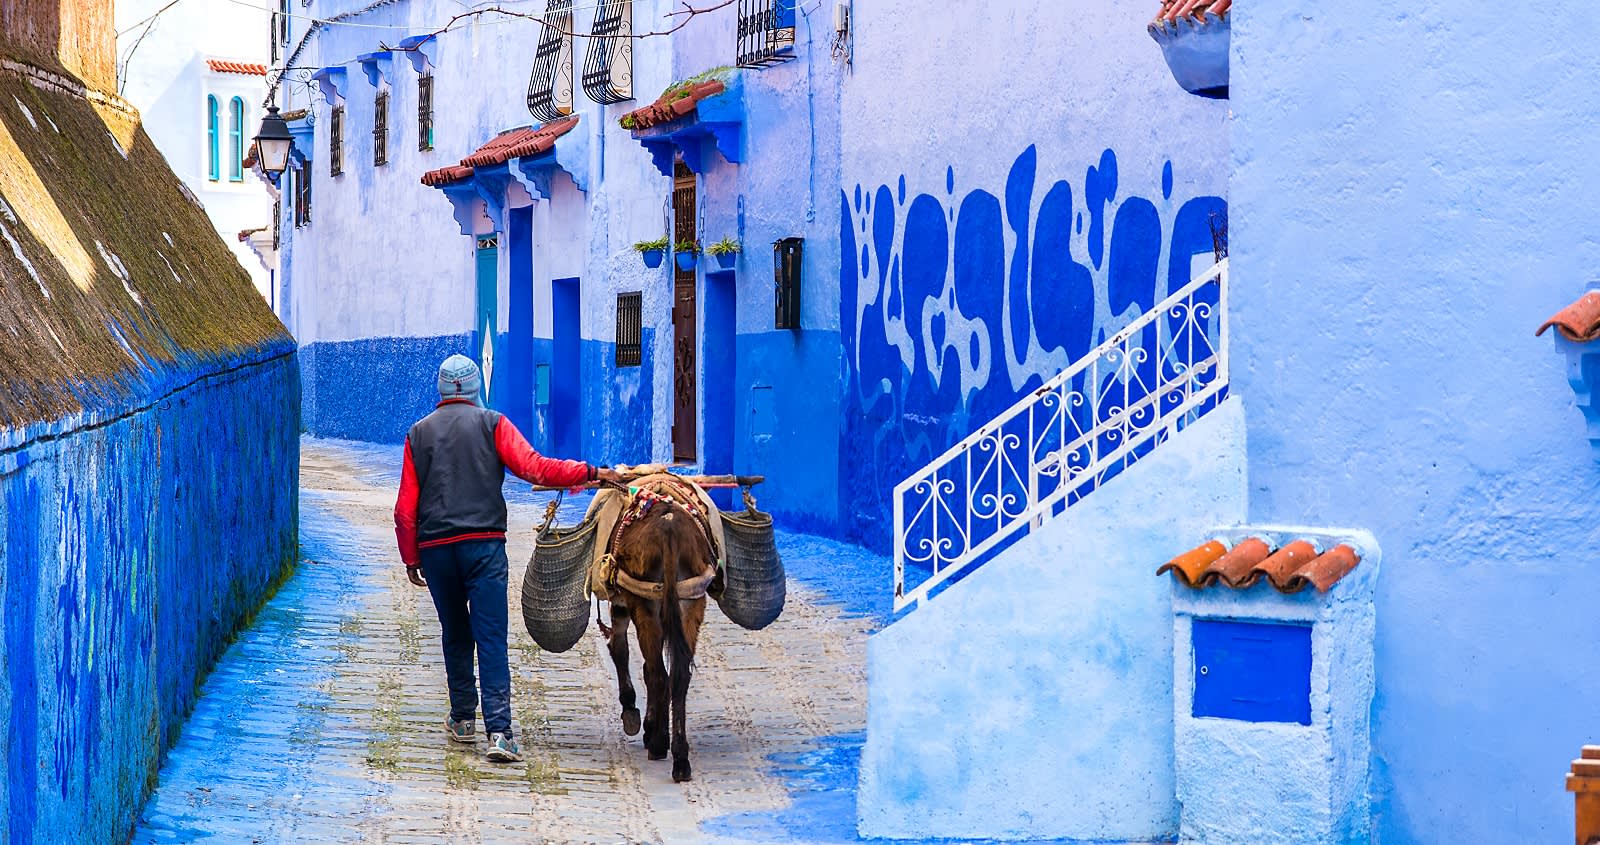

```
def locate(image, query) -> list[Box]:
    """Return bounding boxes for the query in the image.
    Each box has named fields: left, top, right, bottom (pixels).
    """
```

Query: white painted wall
left=116, top=0, right=275, bottom=301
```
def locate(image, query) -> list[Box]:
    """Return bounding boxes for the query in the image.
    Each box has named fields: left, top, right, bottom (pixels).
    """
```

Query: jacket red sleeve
left=394, top=438, right=422, bottom=566
left=495, top=416, right=594, bottom=489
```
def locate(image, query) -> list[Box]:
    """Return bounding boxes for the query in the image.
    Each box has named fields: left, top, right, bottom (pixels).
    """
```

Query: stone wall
left=0, top=37, right=297, bottom=844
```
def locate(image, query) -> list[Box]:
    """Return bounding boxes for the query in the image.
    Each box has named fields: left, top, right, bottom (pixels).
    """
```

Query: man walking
left=394, top=354, right=619, bottom=762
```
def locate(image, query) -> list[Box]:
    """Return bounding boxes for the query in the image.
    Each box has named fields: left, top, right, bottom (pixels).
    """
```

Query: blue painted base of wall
left=301, top=335, right=472, bottom=443
left=734, top=329, right=843, bottom=535
left=1, top=351, right=300, bottom=845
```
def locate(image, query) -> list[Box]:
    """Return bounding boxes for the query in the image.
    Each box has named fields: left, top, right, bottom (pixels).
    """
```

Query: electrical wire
left=221, top=0, right=684, bottom=31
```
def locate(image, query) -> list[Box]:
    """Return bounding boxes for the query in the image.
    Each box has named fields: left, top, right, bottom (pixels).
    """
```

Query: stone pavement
left=132, top=439, right=886, bottom=845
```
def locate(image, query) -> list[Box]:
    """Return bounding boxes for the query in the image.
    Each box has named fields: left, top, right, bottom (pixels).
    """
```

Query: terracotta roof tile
left=620, top=80, right=727, bottom=132
left=1152, top=0, right=1230, bottom=25
left=1160, top=536, right=1361, bottom=593
left=420, top=116, right=580, bottom=187
left=1536, top=291, right=1600, bottom=342
left=207, top=59, right=269, bottom=76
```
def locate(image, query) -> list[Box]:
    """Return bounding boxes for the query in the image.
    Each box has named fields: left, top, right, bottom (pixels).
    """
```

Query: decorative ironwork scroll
left=582, top=0, right=633, bottom=105
left=737, top=0, right=796, bottom=68
left=527, top=0, right=575, bottom=122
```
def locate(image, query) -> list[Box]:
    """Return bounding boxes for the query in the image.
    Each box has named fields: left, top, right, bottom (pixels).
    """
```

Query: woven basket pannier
left=714, top=508, right=785, bottom=630
left=520, top=517, right=597, bottom=653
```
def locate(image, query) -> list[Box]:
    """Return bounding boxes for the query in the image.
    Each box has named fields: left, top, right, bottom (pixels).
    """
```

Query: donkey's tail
left=661, top=508, right=695, bottom=681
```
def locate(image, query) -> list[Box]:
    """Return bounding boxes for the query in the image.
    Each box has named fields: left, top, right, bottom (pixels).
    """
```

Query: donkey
left=603, top=499, right=716, bottom=782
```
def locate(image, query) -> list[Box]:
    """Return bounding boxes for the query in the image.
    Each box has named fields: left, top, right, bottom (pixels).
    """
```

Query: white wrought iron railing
left=892, top=258, right=1230, bottom=611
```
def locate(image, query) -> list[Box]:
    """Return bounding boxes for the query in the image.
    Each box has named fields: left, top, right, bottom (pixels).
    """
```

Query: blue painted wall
left=1231, top=4, right=1600, bottom=841
left=0, top=352, right=299, bottom=845
left=300, top=334, right=472, bottom=443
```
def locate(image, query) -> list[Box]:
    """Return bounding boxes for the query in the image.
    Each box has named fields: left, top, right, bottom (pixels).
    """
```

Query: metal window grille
left=272, top=198, right=281, bottom=248
left=329, top=105, right=344, bottom=176
left=417, top=74, right=434, bottom=151
left=616, top=292, right=642, bottom=366
left=774, top=237, right=802, bottom=329
left=373, top=90, right=389, bottom=166
left=527, top=0, right=575, bottom=122
left=736, top=0, right=797, bottom=68
left=293, top=166, right=311, bottom=227
left=270, top=14, right=282, bottom=63
left=582, top=0, right=633, bottom=105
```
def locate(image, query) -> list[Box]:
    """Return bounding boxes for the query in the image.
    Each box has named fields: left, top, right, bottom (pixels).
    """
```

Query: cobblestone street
left=133, top=440, right=885, bottom=844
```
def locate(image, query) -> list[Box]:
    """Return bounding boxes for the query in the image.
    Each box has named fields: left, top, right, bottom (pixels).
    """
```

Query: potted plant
left=633, top=236, right=669, bottom=268
left=707, top=236, right=740, bottom=269
left=674, top=240, right=700, bottom=271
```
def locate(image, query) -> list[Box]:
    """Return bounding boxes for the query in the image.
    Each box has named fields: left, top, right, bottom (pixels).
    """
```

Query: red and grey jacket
left=393, top=399, right=593, bottom=566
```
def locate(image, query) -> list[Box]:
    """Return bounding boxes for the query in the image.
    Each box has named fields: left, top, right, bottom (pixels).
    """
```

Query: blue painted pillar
left=551, top=276, right=581, bottom=459
left=474, top=236, right=499, bottom=407
left=505, top=208, right=535, bottom=435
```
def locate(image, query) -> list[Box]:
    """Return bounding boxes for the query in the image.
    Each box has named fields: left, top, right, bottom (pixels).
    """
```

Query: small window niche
left=773, top=237, right=802, bottom=330
left=616, top=291, right=642, bottom=367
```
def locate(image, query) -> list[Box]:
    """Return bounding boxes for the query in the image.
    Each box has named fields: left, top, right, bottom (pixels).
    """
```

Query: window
left=526, top=0, right=575, bottom=121
left=328, top=105, right=344, bottom=176
left=417, top=74, right=434, bottom=151
left=582, top=0, right=633, bottom=105
left=293, top=165, right=311, bottom=227
left=206, top=94, right=220, bottom=180
left=229, top=97, right=246, bottom=181
left=736, top=0, right=797, bottom=68
left=616, top=292, right=642, bottom=366
left=373, top=90, right=388, bottom=166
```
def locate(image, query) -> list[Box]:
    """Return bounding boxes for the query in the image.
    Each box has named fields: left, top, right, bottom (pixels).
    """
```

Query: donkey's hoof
left=622, top=708, right=641, bottom=736
left=647, top=746, right=669, bottom=761
left=672, top=759, right=692, bottom=782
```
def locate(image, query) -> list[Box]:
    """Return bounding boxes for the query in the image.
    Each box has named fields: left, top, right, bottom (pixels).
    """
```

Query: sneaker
left=445, top=717, right=476, bottom=744
left=485, top=732, right=521, bottom=763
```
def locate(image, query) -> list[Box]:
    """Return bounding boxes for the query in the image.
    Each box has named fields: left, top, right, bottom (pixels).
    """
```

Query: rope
left=537, top=491, right=564, bottom=537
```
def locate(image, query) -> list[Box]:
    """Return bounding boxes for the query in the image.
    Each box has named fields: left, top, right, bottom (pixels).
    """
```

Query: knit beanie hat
left=437, top=354, right=483, bottom=405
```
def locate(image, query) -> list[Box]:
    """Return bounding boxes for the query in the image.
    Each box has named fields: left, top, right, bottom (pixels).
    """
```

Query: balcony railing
left=893, top=259, right=1230, bottom=611
left=736, top=0, right=796, bottom=68
left=582, top=0, right=633, bottom=105
left=527, top=0, right=575, bottom=122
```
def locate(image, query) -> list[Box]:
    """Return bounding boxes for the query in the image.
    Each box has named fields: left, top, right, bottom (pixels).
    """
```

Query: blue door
left=504, top=208, right=535, bottom=436
left=475, top=236, right=498, bottom=407
left=551, top=276, right=581, bottom=459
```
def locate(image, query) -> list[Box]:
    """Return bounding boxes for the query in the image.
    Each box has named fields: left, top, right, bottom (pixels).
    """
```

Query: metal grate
left=272, top=198, right=281, bottom=248
left=417, top=74, right=434, bottom=151
left=736, top=0, right=797, bottom=68
left=293, top=166, right=311, bottom=227
left=328, top=105, right=344, bottom=176
left=527, top=0, right=576, bottom=122
left=773, top=237, right=802, bottom=329
left=582, top=0, right=633, bottom=105
left=373, top=90, right=388, bottom=166
left=616, top=292, right=642, bottom=367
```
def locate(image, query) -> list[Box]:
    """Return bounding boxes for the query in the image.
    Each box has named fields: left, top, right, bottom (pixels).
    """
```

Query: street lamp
left=252, top=106, right=294, bottom=176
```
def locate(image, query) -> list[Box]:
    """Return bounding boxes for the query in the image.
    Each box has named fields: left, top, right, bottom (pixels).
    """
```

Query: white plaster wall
left=116, top=0, right=275, bottom=299
left=858, top=398, right=1249, bottom=841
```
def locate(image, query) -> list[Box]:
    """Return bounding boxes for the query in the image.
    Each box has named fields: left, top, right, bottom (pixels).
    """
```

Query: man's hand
left=596, top=467, right=626, bottom=485
left=406, top=564, right=427, bottom=588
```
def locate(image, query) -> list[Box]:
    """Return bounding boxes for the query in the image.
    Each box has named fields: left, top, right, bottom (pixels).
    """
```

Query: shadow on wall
left=839, top=145, right=1225, bottom=549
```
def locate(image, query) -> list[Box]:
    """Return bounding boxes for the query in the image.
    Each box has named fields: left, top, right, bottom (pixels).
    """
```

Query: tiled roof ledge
left=1538, top=286, right=1600, bottom=457
left=624, top=73, right=744, bottom=177
left=1165, top=526, right=1380, bottom=622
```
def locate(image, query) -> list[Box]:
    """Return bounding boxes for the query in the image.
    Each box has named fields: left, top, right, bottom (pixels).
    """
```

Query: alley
left=133, top=440, right=880, bottom=844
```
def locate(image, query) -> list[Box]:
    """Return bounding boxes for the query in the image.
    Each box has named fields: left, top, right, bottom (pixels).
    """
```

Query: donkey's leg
left=635, top=607, right=670, bottom=760
left=670, top=597, right=706, bottom=783
left=606, top=602, right=641, bottom=736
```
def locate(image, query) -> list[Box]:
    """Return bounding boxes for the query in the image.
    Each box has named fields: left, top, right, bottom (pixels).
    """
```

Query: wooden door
left=672, top=160, right=697, bottom=462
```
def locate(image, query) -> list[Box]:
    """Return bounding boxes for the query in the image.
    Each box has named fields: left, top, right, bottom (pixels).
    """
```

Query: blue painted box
left=1191, top=618, right=1312, bottom=724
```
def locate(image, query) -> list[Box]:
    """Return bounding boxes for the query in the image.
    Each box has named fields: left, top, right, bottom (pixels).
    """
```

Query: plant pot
left=641, top=248, right=664, bottom=268
left=675, top=252, right=698, bottom=271
left=714, top=252, right=737, bottom=270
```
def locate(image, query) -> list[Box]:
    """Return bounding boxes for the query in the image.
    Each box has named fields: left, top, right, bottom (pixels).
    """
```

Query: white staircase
left=893, top=258, right=1230, bottom=610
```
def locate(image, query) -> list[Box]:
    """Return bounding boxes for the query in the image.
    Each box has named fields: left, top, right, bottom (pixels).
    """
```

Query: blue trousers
left=419, top=538, right=513, bottom=737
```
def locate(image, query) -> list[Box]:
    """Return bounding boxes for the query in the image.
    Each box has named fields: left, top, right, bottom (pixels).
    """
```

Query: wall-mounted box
left=773, top=237, right=802, bottom=329
left=1164, top=526, right=1379, bottom=845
